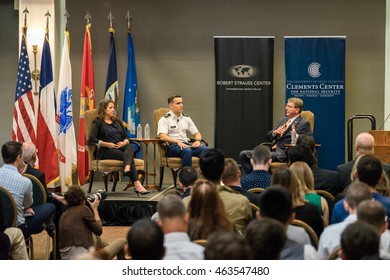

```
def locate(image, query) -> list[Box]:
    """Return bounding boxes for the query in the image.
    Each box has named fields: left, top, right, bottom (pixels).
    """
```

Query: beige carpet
left=31, top=226, right=130, bottom=260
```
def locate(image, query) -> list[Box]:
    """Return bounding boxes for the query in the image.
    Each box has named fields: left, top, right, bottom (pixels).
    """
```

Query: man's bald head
left=355, top=133, right=374, bottom=156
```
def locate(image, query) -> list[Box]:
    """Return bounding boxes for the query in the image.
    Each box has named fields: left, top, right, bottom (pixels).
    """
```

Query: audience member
left=239, top=145, right=272, bottom=188
left=126, top=218, right=165, bottom=260
left=332, top=154, right=390, bottom=225
left=0, top=141, right=55, bottom=238
left=239, top=97, right=312, bottom=173
left=317, top=182, right=371, bottom=259
left=187, top=179, right=234, bottom=240
left=77, top=238, right=127, bottom=260
left=204, top=231, right=250, bottom=260
left=182, top=149, right=252, bottom=234
left=157, top=193, right=204, bottom=260
left=339, top=221, right=381, bottom=260
left=288, top=135, right=341, bottom=196
left=272, top=166, right=323, bottom=237
left=257, top=185, right=318, bottom=259
left=357, top=200, right=390, bottom=259
left=222, top=158, right=260, bottom=205
left=157, top=94, right=208, bottom=167
left=178, top=166, right=198, bottom=199
left=59, top=185, right=103, bottom=260
left=245, top=218, right=287, bottom=260
left=290, top=161, right=329, bottom=225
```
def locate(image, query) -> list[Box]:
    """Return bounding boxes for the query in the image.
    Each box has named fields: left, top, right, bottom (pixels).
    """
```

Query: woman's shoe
left=134, top=188, right=151, bottom=197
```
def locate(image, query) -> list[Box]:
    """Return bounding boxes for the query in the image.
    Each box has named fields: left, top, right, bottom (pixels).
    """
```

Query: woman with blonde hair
left=290, top=161, right=329, bottom=225
left=272, top=166, right=324, bottom=237
left=188, top=179, right=234, bottom=240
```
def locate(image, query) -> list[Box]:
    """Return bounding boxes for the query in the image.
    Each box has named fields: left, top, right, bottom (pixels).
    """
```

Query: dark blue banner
left=285, top=37, right=346, bottom=170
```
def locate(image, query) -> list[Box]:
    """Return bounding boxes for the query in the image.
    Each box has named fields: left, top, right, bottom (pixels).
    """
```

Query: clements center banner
left=214, top=36, right=274, bottom=160
left=285, top=36, right=346, bottom=170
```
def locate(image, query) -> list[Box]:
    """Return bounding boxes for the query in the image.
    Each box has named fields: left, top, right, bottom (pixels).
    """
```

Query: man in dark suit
left=239, top=97, right=312, bottom=175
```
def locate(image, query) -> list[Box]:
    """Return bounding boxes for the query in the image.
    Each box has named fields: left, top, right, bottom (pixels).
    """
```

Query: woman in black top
left=88, top=99, right=149, bottom=195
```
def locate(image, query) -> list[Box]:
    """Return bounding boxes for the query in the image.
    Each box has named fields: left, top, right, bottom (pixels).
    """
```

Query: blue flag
left=105, top=28, right=119, bottom=108
left=123, top=31, right=140, bottom=138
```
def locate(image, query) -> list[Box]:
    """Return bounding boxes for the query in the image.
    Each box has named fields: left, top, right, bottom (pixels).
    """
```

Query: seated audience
left=204, top=231, right=250, bottom=260
left=157, top=193, right=204, bottom=260
left=272, top=166, right=324, bottom=237
left=245, top=218, right=287, bottom=260
left=339, top=221, right=381, bottom=260
left=222, top=158, right=260, bottom=205
left=240, top=145, right=272, bottom=189
left=187, top=179, right=234, bottom=240
left=290, top=161, right=329, bottom=225
left=178, top=166, right=198, bottom=199
left=317, top=182, right=371, bottom=259
left=126, top=218, right=165, bottom=260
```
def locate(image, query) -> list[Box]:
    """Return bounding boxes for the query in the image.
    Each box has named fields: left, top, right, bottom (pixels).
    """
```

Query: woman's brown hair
left=96, top=99, right=117, bottom=121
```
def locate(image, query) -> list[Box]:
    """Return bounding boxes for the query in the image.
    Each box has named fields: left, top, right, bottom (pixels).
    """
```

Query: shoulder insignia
left=164, top=113, right=171, bottom=118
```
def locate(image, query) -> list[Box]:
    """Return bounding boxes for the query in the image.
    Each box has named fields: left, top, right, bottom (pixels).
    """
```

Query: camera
left=86, top=189, right=108, bottom=203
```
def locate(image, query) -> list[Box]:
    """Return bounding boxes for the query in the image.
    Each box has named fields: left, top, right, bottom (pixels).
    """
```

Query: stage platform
left=81, top=181, right=176, bottom=226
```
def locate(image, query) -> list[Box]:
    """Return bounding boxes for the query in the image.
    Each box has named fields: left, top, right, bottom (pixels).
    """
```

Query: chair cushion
left=98, top=160, right=124, bottom=172
left=160, top=156, right=199, bottom=168
left=134, top=159, right=145, bottom=171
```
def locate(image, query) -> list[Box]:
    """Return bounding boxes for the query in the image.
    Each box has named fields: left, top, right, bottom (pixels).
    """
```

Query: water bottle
left=136, top=124, right=142, bottom=139
left=144, top=123, right=150, bottom=139
left=291, top=126, right=297, bottom=145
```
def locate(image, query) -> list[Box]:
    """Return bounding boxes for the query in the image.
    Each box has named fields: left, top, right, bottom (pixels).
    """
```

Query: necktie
left=272, top=119, right=291, bottom=150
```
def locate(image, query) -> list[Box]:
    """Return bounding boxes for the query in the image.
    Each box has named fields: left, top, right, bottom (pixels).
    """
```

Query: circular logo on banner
left=308, top=62, right=321, bottom=78
left=230, top=65, right=257, bottom=78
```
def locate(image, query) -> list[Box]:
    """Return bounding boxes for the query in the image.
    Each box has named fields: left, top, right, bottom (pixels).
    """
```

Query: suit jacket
left=87, top=118, right=130, bottom=159
left=312, top=166, right=341, bottom=196
left=266, top=115, right=312, bottom=160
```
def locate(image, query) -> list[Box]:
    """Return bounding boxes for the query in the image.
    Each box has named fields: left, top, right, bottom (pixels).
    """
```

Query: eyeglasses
left=286, top=104, right=296, bottom=109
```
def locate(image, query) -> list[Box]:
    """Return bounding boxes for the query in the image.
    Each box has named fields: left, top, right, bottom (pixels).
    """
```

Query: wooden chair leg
left=101, top=172, right=109, bottom=192
left=111, top=172, right=119, bottom=192
left=171, top=168, right=180, bottom=187
left=88, top=170, right=95, bottom=193
left=159, top=167, right=164, bottom=188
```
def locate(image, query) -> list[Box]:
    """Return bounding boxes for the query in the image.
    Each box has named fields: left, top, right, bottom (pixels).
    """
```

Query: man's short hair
left=199, top=148, right=225, bottom=182
left=344, top=182, right=371, bottom=210
left=221, top=158, right=240, bottom=185
left=258, top=185, right=292, bottom=225
left=245, top=218, right=287, bottom=260
left=357, top=200, right=387, bottom=231
left=204, top=231, right=250, bottom=260
left=287, top=97, right=304, bottom=113
left=1, top=141, right=22, bottom=164
left=287, top=145, right=315, bottom=167
left=296, top=135, right=316, bottom=153
left=167, top=94, right=182, bottom=104
left=178, top=166, right=198, bottom=188
left=158, top=193, right=186, bottom=219
left=127, top=218, right=164, bottom=260
left=252, top=145, right=271, bottom=165
left=341, top=221, right=380, bottom=260
left=357, top=154, right=383, bottom=187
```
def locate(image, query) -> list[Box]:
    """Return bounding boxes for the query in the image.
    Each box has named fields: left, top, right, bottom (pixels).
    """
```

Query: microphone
left=379, top=113, right=390, bottom=130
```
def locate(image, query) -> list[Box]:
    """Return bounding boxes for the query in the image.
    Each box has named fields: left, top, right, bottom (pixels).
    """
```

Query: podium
left=369, top=130, right=390, bottom=163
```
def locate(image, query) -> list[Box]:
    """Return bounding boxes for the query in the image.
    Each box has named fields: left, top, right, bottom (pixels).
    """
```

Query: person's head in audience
left=221, top=158, right=241, bottom=186
left=356, top=154, right=383, bottom=188
left=289, top=161, right=314, bottom=194
left=204, top=231, right=250, bottom=260
left=245, top=218, right=287, bottom=260
left=178, top=166, right=198, bottom=192
left=22, top=141, right=38, bottom=166
left=376, top=171, right=390, bottom=196
left=287, top=144, right=315, bottom=167
left=357, top=200, right=388, bottom=234
left=199, top=148, right=225, bottom=183
left=0, top=233, right=10, bottom=260
left=355, top=132, right=375, bottom=157
left=343, top=182, right=372, bottom=214
left=126, top=218, right=165, bottom=260
left=296, top=135, right=316, bottom=153
left=257, top=185, right=294, bottom=226
left=188, top=179, right=233, bottom=240
left=339, top=221, right=380, bottom=260
left=64, top=185, right=86, bottom=207
left=251, top=145, right=272, bottom=170
left=157, top=193, right=189, bottom=234
left=1, top=141, right=24, bottom=168
left=271, top=166, right=304, bottom=208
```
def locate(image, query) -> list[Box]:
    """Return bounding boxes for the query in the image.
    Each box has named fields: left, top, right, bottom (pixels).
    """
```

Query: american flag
left=12, top=26, right=36, bottom=143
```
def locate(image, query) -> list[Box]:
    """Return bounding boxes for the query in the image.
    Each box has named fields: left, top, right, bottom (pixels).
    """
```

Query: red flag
left=37, top=29, right=59, bottom=186
left=12, top=26, right=36, bottom=144
left=78, top=23, right=95, bottom=185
